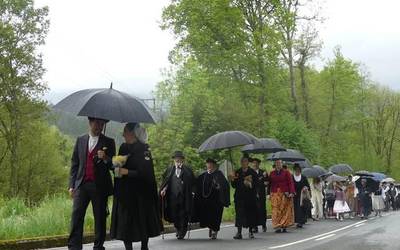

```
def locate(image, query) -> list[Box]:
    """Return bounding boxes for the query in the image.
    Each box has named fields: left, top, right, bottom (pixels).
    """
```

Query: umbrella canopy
left=267, top=149, right=306, bottom=162
left=325, top=174, right=347, bottom=183
left=329, top=164, right=353, bottom=175
left=198, top=131, right=259, bottom=153
left=53, top=87, right=156, bottom=123
left=355, top=177, right=380, bottom=192
left=241, top=138, right=286, bottom=154
left=289, top=159, right=312, bottom=169
left=369, top=172, right=387, bottom=182
left=302, top=165, right=328, bottom=178
left=382, top=177, right=395, bottom=183
left=355, top=170, right=374, bottom=177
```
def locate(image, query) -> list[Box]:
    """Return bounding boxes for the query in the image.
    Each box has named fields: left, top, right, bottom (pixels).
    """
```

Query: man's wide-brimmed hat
left=172, top=151, right=185, bottom=159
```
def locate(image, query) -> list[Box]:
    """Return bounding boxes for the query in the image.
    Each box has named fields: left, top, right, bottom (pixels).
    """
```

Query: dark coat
left=254, top=169, right=268, bottom=226
left=69, top=133, right=115, bottom=196
left=192, top=170, right=230, bottom=231
left=293, top=174, right=311, bottom=225
left=110, top=142, right=162, bottom=242
left=231, top=167, right=258, bottom=228
left=160, top=164, right=195, bottom=223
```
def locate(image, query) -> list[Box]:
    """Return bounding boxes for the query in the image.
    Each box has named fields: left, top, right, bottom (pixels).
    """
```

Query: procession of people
left=63, top=108, right=398, bottom=249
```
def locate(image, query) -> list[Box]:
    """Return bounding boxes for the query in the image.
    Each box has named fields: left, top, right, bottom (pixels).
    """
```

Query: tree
left=0, top=0, right=49, bottom=196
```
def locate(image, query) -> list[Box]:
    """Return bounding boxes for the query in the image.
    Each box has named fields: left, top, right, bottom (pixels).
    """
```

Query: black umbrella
left=198, top=131, right=259, bottom=153
left=355, top=177, right=380, bottom=192
left=288, top=159, right=312, bottom=169
left=241, top=138, right=286, bottom=154
left=267, top=149, right=306, bottom=162
left=329, top=164, right=353, bottom=175
left=53, top=86, right=156, bottom=123
left=302, top=165, right=328, bottom=178
left=354, top=170, right=374, bottom=177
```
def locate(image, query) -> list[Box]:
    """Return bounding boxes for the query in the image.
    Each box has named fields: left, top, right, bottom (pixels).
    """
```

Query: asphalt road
left=48, top=211, right=400, bottom=250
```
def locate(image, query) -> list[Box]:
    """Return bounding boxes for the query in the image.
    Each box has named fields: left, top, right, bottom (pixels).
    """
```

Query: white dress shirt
left=88, top=134, right=99, bottom=153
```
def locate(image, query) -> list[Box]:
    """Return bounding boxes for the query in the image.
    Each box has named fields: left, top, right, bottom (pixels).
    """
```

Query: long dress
left=345, top=182, right=357, bottom=213
left=293, top=174, right=310, bottom=225
left=269, top=169, right=295, bottom=229
left=311, top=182, right=324, bottom=219
left=110, top=142, right=162, bottom=242
left=254, top=169, right=267, bottom=227
left=231, top=168, right=258, bottom=228
left=372, top=188, right=385, bottom=211
left=193, top=170, right=230, bottom=231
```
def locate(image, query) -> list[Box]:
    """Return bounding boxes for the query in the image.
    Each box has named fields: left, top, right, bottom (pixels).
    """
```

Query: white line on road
left=315, top=234, right=336, bottom=241
left=266, top=220, right=367, bottom=249
left=354, top=223, right=365, bottom=228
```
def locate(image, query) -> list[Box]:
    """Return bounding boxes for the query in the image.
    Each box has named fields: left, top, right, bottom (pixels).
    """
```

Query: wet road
left=48, top=211, right=400, bottom=250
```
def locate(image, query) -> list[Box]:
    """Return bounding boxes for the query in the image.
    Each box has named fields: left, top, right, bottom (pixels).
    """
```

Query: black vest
left=170, top=170, right=184, bottom=197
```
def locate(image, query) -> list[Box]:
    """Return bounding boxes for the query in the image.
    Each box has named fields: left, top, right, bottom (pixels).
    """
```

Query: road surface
left=48, top=211, right=400, bottom=250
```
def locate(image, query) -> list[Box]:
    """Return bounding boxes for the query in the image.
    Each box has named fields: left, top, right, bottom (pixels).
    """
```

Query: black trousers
left=169, top=196, right=188, bottom=236
left=68, top=182, right=108, bottom=250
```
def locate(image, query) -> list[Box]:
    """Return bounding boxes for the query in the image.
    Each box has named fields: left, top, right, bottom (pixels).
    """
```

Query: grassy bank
left=1, top=195, right=265, bottom=241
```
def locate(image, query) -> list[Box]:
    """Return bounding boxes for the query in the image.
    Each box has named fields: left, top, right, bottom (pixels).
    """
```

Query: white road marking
left=354, top=223, right=365, bottom=228
left=315, top=234, right=336, bottom=241
left=266, top=220, right=367, bottom=249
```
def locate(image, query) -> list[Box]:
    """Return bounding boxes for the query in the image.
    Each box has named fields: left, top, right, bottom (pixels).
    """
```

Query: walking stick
left=161, top=196, right=165, bottom=240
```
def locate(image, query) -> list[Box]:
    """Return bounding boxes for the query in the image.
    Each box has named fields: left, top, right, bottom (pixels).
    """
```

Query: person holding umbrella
left=251, top=158, right=268, bottom=233
left=292, top=164, right=311, bottom=228
left=110, top=123, right=162, bottom=250
left=193, top=158, right=230, bottom=240
left=160, top=151, right=195, bottom=240
left=269, top=160, right=295, bottom=233
left=67, top=117, right=116, bottom=250
left=230, top=155, right=258, bottom=239
left=358, top=178, right=372, bottom=219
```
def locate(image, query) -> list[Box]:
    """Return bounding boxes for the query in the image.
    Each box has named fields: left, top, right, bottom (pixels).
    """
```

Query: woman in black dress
left=110, top=123, right=162, bottom=250
left=292, top=164, right=311, bottom=228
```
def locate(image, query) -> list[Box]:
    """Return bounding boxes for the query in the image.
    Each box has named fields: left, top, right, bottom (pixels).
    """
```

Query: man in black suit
left=68, top=117, right=116, bottom=250
left=160, top=151, right=195, bottom=240
left=251, top=158, right=268, bottom=233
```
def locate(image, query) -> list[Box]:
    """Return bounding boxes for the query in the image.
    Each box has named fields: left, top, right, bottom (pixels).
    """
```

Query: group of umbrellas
left=197, top=130, right=396, bottom=191
left=55, top=86, right=396, bottom=191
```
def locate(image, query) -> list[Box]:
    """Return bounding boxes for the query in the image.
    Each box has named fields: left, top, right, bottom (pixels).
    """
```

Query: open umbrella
left=329, top=164, right=353, bottom=175
left=288, top=159, right=312, bottom=169
left=382, top=177, right=395, bottom=183
left=355, top=170, right=373, bottom=177
left=369, top=172, right=387, bottom=182
left=267, top=149, right=306, bottom=162
left=53, top=85, right=156, bottom=123
left=198, top=131, right=259, bottom=152
left=302, top=165, right=328, bottom=178
left=241, top=138, right=286, bottom=154
left=355, top=177, right=380, bottom=192
left=325, top=174, right=347, bottom=183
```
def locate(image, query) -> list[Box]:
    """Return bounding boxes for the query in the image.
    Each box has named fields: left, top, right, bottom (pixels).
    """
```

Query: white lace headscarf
left=126, top=123, right=148, bottom=144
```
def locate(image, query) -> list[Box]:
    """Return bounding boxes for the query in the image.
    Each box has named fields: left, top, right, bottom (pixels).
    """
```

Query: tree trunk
left=288, top=49, right=299, bottom=119
left=299, top=63, right=310, bottom=125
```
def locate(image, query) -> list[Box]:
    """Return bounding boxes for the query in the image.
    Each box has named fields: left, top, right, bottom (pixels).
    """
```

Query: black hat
left=206, top=158, right=217, bottom=164
left=293, top=163, right=301, bottom=170
left=88, top=117, right=109, bottom=123
left=251, top=158, right=261, bottom=163
left=172, top=151, right=185, bottom=159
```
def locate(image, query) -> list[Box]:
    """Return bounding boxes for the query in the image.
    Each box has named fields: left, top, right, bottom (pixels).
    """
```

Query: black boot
left=123, top=241, right=133, bottom=250
left=233, top=227, right=243, bottom=240
left=141, top=239, right=149, bottom=250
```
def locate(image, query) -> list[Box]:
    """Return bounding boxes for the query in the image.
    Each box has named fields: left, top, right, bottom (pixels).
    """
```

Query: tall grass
left=0, top=195, right=95, bottom=240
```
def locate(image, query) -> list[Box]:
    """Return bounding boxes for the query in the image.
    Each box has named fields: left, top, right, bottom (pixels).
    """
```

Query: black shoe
left=208, top=229, right=212, bottom=238
left=211, top=231, right=217, bottom=240
left=177, top=235, right=185, bottom=240
left=296, top=224, right=303, bottom=228
left=253, top=227, right=259, bottom=233
left=262, top=226, right=267, bottom=232
left=233, top=233, right=243, bottom=239
left=275, top=229, right=282, bottom=233
left=249, top=232, right=255, bottom=239
left=282, top=228, right=287, bottom=233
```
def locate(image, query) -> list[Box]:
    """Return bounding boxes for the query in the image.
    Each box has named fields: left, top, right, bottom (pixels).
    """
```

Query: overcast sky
left=35, top=0, right=400, bottom=103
